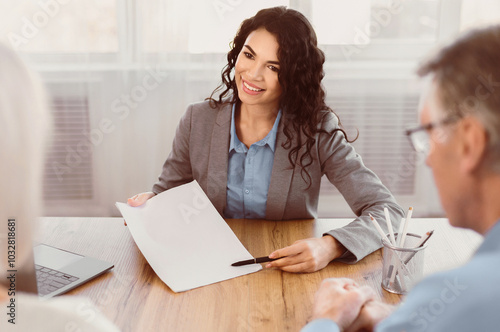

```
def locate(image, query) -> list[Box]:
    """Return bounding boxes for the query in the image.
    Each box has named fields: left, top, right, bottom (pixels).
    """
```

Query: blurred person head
left=0, top=42, right=51, bottom=281
left=416, top=25, right=500, bottom=233
left=209, top=6, right=350, bottom=185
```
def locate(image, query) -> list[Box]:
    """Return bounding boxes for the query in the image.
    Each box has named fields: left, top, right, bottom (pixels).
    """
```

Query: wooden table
left=37, top=217, right=482, bottom=332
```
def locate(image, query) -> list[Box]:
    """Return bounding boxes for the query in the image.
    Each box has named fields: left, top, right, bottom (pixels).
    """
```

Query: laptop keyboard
left=35, top=264, right=80, bottom=296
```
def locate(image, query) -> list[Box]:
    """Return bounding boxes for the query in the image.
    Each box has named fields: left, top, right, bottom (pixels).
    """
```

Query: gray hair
left=417, top=25, right=500, bottom=172
left=0, top=43, right=51, bottom=276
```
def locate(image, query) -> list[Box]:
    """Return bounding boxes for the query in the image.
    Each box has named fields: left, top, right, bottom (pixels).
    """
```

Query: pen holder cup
left=381, top=233, right=427, bottom=295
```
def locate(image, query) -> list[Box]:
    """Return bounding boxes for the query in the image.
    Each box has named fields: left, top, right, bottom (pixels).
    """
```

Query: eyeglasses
left=405, top=116, right=461, bottom=155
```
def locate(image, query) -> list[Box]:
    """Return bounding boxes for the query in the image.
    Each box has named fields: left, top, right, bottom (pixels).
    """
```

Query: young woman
left=128, top=7, right=404, bottom=273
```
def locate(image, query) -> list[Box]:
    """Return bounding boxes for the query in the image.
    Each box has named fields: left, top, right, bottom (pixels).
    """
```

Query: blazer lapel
left=266, top=119, right=295, bottom=220
left=207, top=103, right=232, bottom=215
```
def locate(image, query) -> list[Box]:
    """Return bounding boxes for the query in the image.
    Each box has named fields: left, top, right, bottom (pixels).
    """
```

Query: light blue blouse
left=223, top=104, right=282, bottom=219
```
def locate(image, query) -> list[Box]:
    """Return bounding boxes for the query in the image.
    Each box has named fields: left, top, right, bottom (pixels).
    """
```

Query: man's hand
left=345, top=300, right=395, bottom=332
left=265, top=235, right=346, bottom=273
left=311, top=278, right=376, bottom=330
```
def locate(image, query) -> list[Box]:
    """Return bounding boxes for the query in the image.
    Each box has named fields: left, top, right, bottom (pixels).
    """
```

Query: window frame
left=17, top=0, right=465, bottom=71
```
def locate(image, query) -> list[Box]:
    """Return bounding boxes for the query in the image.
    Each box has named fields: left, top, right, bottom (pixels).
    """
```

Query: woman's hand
left=127, top=192, right=155, bottom=207
left=123, top=192, right=155, bottom=225
left=265, top=235, right=346, bottom=273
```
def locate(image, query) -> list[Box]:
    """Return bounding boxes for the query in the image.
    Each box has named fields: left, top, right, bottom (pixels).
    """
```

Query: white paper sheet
left=115, top=180, right=262, bottom=292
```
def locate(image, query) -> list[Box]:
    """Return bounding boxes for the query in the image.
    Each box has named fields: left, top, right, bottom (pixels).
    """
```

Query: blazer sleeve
left=318, top=114, right=405, bottom=263
left=152, top=104, right=195, bottom=194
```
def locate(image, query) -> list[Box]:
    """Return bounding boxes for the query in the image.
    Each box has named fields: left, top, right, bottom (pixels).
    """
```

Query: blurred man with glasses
left=302, top=25, right=500, bottom=332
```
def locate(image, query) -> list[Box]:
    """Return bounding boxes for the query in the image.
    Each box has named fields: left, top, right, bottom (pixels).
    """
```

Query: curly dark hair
left=207, top=6, right=354, bottom=186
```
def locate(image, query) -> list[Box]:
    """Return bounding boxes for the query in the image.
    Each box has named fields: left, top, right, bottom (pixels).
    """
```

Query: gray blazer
left=153, top=101, right=404, bottom=263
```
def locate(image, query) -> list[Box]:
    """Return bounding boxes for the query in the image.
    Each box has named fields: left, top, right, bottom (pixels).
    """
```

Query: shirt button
left=245, top=189, right=250, bottom=194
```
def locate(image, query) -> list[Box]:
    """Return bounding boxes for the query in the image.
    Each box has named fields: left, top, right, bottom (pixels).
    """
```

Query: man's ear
left=459, top=116, right=489, bottom=174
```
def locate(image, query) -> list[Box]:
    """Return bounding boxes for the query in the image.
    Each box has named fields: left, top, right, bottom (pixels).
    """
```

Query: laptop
left=17, top=244, right=114, bottom=299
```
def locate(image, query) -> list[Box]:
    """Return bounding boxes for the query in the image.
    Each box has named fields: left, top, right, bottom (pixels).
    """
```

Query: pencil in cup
left=390, top=230, right=433, bottom=280
left=381, top=233, right=427, bottom=295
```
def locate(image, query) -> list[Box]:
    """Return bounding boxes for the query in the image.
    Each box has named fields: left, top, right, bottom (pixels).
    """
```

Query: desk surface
left=37, top=217, right=482, bottom=332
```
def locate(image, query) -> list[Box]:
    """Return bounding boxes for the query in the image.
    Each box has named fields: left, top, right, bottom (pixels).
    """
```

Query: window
left=310, top=0, right=440, bottom=45
left=0, top=0, right=118, bottom=53
left=460, top=0, right=500, bottom=31
left=3, top=1, right=499, bottom=58
left=140, top=0, right=290, bottom=54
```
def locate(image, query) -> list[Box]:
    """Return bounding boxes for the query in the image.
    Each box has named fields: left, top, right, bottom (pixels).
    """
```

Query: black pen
left=404, top=230, right=434, bottom=264
left=231, top=256, right=286, bottom=267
